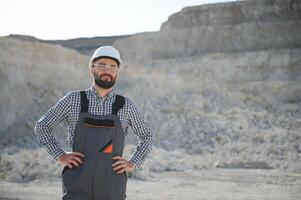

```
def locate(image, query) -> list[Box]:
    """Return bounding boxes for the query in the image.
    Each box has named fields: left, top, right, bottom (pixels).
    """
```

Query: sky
left=0, top=0, right=237, bottom=40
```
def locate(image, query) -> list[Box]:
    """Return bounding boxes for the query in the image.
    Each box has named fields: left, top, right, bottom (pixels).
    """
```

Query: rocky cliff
left=112, top=0, right=301, bottom=170
left=0, top=38, right=90, bottom=148
left=161, top=0, right=301, bottom=28
left=114, top=0, right=301, bottom=61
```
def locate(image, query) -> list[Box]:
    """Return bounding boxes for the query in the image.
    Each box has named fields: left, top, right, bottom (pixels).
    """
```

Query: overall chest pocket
left=82, top=118, right=115, bottom=155
left=83, top=117, right=114, bottom=128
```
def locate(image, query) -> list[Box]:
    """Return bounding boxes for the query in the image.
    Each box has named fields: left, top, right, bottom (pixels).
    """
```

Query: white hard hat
left=89, top=46, right=122, bottom=67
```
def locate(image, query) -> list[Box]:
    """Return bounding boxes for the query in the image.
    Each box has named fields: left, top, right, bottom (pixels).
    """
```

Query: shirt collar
left=89, top=85, right=115, bottom=101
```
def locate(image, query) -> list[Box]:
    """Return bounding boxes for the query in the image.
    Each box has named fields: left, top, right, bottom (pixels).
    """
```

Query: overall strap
left=80, top=91, right=89, bottom=113
left=112, top=95, right=125, bottom=115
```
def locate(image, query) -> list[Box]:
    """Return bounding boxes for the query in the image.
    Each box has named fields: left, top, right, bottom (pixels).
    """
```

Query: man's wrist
left=54, top=151, right=66, bottom=161
left=129, top=161, right=137, bottom=169
left=129, top=159, right=140, bottom=169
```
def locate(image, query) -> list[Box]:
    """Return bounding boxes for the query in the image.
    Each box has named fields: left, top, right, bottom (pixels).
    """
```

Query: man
left=34, top=46, right=154, bottom=200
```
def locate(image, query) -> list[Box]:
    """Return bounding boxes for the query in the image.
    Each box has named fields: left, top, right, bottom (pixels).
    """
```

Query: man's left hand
left=112, top=156, right=136, bottom=174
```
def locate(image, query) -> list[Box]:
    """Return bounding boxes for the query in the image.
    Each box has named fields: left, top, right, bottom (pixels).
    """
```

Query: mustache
left=99, top=74, right=113, bottom=79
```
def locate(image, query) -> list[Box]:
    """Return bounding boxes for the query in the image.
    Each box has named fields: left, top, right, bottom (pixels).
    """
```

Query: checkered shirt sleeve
left=127, top=99, right=154, bottom=168
left=34, top=92, right=71, bottom=160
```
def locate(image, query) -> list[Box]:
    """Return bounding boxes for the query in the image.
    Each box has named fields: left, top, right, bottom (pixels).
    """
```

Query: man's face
left=90, top=58, right=119, bottom=89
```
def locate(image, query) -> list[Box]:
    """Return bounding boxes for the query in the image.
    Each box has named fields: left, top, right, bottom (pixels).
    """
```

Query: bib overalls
left=61, top=91, right=127, bottom=200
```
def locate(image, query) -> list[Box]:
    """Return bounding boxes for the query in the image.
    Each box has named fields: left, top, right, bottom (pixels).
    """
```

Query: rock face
left=0, top=38, right=90, bottom=147
left=112, top=0, right=301, bottom=171
left=0, top=0, right=301, bottom=182
left=161, top=0, right=301, bottom=28
left=114, top=0, right=301, bottom=61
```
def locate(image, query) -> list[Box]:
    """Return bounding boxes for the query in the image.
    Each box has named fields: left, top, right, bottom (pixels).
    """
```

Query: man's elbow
left=145, top=131, right=155, bottom=151
left=33, top=120, right=48, bottom=145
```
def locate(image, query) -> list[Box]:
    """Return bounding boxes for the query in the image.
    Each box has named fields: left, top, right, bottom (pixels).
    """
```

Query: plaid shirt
left=34, top=85, right=154, bottom=168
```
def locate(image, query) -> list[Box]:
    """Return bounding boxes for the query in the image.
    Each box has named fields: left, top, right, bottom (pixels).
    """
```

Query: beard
left=93, top=72, right=116, bottom=89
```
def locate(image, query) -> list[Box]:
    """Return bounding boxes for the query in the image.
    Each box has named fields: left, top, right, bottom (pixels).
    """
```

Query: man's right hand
left=57, top=152, right=85, bottom=169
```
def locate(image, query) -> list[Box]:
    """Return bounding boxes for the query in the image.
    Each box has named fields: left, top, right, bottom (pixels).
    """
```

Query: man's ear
left=89, top=64, right=94, bottom=77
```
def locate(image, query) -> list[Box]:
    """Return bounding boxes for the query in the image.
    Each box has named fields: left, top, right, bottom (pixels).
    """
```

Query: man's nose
left=102, top=65, right=111, bottom=72
left=101, top=65, right=108, bottom=70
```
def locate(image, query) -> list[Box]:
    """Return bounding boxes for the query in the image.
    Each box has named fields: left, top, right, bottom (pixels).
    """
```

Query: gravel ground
left=0, top=169, right=300, bottom=200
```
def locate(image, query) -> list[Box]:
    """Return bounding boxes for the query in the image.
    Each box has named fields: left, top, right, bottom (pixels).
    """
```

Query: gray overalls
left=61, top=91, right=127, bottom=200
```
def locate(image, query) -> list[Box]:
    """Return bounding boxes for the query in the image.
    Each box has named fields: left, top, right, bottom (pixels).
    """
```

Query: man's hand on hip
left=57, top=152, right=85, bottom=169
left=112, top=156, right=136, bottom=174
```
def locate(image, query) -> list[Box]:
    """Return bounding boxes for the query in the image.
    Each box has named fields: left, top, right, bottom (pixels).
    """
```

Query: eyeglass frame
left=92, top=61, right=119, bottom=72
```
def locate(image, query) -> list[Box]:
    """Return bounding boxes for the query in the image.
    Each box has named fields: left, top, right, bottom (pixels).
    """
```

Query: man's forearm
left=34, top=121, right=65, bottom=160
left=129, top=133, right=154, bottom=168
left=34, top=93, right=70, bottom=160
